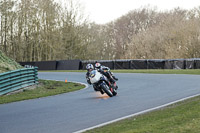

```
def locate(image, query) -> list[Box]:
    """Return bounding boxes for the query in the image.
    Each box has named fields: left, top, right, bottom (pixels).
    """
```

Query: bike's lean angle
left=89, top=70, right=118, bottom=97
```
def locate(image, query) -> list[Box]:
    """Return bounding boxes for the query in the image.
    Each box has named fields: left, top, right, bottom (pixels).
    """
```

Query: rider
left=94, top=62, right=118, bottom=84
left=85, top=64, right=104, bottom=94
left=85, top=64, right=94, bottom=85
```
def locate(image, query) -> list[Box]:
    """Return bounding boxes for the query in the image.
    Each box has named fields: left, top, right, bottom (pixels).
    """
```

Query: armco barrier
left=35, top=61, right=57, bottom=70
left=19, top=62, right=35, bottom=67
left=18, top=58, right=200, bottom=70
left=130, top=59, right=147, bottom=69
left=164, top=59, right=185, bottom=69
left=19, top=61, right=57, bottom=70
left=56, top=60, right=81, bottom=70
left=0, top=67, right=38, bottom=95
left=194, top=58, right=200, bottom=69
left=164, top=60, right=174, bottom=69
left=147, top=59, right=165, bottom=69
left=82, top=60, right=131, bottom=69
left=114, top=60, right=131, bottom=69
left=185, top=59, right=195, bottom=69
left=173, top=59, right=185, bottom=69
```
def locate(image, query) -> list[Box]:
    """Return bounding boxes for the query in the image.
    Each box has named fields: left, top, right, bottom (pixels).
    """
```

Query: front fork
left=105, top=81, right=117, bottom=93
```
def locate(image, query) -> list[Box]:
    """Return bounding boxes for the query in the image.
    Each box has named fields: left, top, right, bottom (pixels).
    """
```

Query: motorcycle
left=88, top=70, right=118, bottom=97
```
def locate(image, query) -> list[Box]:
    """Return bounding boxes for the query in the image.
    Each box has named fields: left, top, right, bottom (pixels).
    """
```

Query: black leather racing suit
left=95, top=66, right=116, bottom=83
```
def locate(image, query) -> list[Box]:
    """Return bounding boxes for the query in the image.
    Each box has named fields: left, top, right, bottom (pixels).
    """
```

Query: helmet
left=95, top=62, right=101, bottom=69
left=86, top=64, right=94, bottom=71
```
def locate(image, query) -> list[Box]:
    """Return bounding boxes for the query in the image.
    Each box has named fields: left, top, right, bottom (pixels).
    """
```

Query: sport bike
left=88, top=70, right=118, bottom=97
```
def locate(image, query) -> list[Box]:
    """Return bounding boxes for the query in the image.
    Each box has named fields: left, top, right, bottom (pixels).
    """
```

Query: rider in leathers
left=85, top=64, right=104, bottom=94
left=94, top=62, right=118, bottom=84
left=85, top=64, right=93, bottom=85
left=85, top=63, right=118, bottom=94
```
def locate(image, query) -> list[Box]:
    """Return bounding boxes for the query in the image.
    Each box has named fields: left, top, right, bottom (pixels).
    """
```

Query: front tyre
left=101, top=84, right=113, bottom=97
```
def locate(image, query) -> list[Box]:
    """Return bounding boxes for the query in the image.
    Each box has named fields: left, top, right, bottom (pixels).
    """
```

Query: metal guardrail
left=19, top=58, right=200, bottom=70
left=0, top=67, right=38, bottom=95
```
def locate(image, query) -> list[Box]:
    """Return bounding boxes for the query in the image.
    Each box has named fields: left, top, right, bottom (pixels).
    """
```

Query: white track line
left=74, top=93, right=200, bottom=133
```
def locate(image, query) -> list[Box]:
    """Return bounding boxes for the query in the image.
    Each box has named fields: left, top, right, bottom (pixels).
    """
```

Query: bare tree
left=0, top=0, right=15, bottom=55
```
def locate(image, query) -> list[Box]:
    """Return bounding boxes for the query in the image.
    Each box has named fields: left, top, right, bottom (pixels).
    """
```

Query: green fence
left=0, top=67, right=38, bottom=95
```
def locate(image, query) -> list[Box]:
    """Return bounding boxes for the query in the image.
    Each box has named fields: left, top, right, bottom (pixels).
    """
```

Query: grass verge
left=0, top=80, right=85, bottom=104
left=85, top=96, right=200, bottom=133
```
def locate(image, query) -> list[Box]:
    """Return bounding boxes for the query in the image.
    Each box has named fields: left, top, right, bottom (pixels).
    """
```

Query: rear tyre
left=112, top=89, right=117, bottom=96
left=102, top=84, right=113, bottom=97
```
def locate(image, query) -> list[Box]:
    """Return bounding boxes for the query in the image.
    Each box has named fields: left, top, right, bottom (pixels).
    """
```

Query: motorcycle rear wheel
left=112, top=89, right=117, bottom=96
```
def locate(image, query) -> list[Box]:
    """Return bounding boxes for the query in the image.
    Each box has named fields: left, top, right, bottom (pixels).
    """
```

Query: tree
left=0, top=0, right=15, bottom=55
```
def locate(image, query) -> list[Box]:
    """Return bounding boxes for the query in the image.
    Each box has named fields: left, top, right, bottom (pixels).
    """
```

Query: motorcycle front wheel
left=101, top=84, right=113, bottom=97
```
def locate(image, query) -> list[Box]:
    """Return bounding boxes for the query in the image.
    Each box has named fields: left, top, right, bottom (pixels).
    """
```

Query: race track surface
left=0, top=72, right=200, bottom=133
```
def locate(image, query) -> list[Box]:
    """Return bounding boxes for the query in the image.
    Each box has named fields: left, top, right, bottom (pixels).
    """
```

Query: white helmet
left=86, top=64, right=94, bottom=70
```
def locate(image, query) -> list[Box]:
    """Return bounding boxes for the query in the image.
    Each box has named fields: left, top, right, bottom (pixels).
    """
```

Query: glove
left=87, top=79, right=91, bottom=85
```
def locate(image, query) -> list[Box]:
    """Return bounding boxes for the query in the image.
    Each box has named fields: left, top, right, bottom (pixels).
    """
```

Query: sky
left=78, top=0, right=200, bottom=24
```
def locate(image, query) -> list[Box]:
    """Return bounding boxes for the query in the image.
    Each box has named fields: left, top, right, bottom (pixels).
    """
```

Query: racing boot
left=113, top=82, right=118, bottom=90
left=112, top=76, right=118, bottom=81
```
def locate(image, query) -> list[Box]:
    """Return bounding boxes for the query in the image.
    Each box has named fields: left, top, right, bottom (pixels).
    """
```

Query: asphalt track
left=0, top=72, right=200, bottom=133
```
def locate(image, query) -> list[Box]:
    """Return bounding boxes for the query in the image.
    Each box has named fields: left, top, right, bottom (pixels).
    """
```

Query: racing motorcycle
left=88, top=70, right=117, bottom=97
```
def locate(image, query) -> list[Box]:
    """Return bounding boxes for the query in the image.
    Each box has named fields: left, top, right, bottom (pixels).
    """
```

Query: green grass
left=0, top=50, right=22, bottom=73
left=0, top=80, right=85, bottom=104
left=85, top=96, right=200, bottom=133
left=40, top=69, right=200, bottom=75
